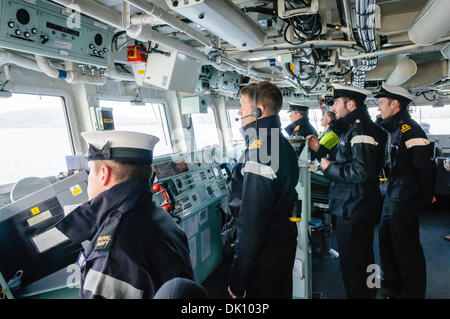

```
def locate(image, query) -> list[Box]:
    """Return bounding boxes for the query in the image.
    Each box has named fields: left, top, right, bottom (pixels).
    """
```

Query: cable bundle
left=283, top=0, right=322, bottom=45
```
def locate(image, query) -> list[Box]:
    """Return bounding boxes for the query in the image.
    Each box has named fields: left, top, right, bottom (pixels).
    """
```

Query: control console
left=152, top=150, right=227, bottom=220
left=0, top=0, right=113, bottom=68
left=152, top=148, right=227, bottom=283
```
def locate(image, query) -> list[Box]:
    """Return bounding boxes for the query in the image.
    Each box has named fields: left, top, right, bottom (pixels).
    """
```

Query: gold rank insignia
left=401, top=124, right=411, bottom=133
left=249, top=139, right=261, bottom=150
left=95, top=235, right=112, bottom=250
left=294, top=125, right=300, bottom=131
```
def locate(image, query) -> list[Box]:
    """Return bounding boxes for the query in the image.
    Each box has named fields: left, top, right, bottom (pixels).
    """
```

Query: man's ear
left=391, top=99, right=401, bottom=112
left=345, top=99, right=357, bottom=112
left=100, top=164, right=112, bottom=186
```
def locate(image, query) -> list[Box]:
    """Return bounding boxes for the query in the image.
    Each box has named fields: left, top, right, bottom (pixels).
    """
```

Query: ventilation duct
left=165, top=0, right=265, bottom=50
left=408, top=0, right=450, bottom=45
left=386, top=58, right=417, bottom=86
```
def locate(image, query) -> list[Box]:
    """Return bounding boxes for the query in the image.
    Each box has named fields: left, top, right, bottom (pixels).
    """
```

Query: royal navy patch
left=95, top=235, right=112, bottom=250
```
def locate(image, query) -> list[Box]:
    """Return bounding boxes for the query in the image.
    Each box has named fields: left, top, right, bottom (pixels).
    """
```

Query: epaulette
left=249, top=139, right=261, bottom=150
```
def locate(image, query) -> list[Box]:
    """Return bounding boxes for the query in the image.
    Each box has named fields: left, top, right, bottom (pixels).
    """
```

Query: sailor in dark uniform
left=226, top=82, right=299, bottom=299
left=55, top=131, right=194, bottom=299
left=308, top=84, right=387, bottom=298
left=284, top=104, right=317, bottom=155
left=375, top=83, right=437, bottom=299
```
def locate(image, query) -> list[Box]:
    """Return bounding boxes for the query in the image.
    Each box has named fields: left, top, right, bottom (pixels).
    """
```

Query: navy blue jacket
left=285, top=117, right=317, bottom=156
left=324, top=107, right=387, bottom=221
left=56, top=179, right=193, bottom=299
left=285, top=116, right=318, bottom=138
left=227, top=115, right=299, bottom=296
left=379, top=108, right=436, bottom=203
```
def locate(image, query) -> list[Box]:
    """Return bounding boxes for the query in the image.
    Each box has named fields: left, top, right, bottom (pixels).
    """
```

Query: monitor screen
left=154, top=159, right=189, bottom=180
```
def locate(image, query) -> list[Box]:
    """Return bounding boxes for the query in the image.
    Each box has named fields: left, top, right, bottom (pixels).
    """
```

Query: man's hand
left=306, top=135, right=320, bottom=152
left=228, top=286, right=246, bottom=299
left=320, top=158, right=332, bottom=171
left=432, top=196, right=437, bottom=204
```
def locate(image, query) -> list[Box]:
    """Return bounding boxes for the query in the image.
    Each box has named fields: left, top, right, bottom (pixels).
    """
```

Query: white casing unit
left=144, top=52, right=202, bottom=93
left=408, top=0, right=450, bottom=45
left=166, top=0, right=266, bottom=50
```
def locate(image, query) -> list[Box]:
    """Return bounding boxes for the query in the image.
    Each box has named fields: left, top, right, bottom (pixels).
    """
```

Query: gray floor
left=203, top=205, right=450, bottom=299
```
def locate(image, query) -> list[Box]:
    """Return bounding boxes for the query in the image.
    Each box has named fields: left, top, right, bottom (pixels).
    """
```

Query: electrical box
left=144, top=51, right=202, bottom=93
left=0, top=0, right=113, bottom=68
left=180, top=96, right=207, bottom=115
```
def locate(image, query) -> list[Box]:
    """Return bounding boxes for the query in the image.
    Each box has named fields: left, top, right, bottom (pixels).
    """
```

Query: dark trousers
left=336, top=214, right=378, bottom=299
left=378, top=198, right=426, bottom=298
left=245, top=239, right=297, bottom=299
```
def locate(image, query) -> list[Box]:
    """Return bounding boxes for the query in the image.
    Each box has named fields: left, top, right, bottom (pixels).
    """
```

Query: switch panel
left=0, top=0, right=113, bottom=68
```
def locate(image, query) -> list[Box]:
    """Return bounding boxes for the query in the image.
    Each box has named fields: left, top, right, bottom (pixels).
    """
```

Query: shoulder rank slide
left=249, top=139, right=261, bottom=150
left=401, top=124, right=411, bottom=133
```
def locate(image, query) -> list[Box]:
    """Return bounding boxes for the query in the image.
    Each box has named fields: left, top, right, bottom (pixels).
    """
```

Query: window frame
left=0, top=91, right=76, bottom=184
left=191, top=105, right=221, bottom=150
left=97, top=98, right=174, bottom=155
left=10, top=92, right=76, bottom=155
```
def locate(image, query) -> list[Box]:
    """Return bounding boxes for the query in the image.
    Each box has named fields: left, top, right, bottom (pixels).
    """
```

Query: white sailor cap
left=81, top=131, right=160, bottom=164
left=374, top=82, right=414, bottom=106
left=331, top=84, right=371, bottom=106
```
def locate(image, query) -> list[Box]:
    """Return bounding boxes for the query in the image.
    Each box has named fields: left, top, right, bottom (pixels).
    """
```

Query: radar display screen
left=154, top=160, right=189, bottom=180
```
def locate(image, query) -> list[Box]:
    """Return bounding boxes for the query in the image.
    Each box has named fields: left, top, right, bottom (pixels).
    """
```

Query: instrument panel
left=152, top=149, right=228, bottom=220
left=0, top=0, right=113, bottom=68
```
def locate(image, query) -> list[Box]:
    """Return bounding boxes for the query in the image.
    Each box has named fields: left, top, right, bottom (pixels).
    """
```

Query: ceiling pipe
left=409, top=0, right=450, bottom=45
left=35, top=55, right=107, bottom=85
left=225, top=40, right=362, bottom=60
left=339, top=36, right=450, bottom=60
left=386, top=58, right=417, bottom=85
left=124, top=0, right=213, bottom=48
left=0, top=51, right=41, bottom=72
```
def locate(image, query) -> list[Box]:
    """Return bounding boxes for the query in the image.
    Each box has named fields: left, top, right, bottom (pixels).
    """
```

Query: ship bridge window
left=227, top=109, right=243, bottom=147
left=369, top=105, right=450, bottom=135
left=279, top=108, right=323, bottom=136
left=0, top=93, right=73, bottom=186
left=409, top=105, right=450, bottom=135
left=98, top=100, right=172, bottom=156
left=191, top=107, right=220, bottom=149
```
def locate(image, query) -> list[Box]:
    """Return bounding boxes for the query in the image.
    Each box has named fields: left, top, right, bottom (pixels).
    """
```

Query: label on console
left=55, top=40, right=73, bottom=50
left=200, top=228, right=211, bottom=262
left=183, top=214, right=199, bottom=239
left=198, top=208, right=208, bottom=226
left=188, top=237, right=197, bottom=269
left=32, top=227, right=69, bottom=253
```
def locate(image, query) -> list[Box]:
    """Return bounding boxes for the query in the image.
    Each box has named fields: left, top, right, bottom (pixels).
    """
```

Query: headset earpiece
left=254, top=107, right=262, bottom=118
left=253, top=89, right=262, bottom=118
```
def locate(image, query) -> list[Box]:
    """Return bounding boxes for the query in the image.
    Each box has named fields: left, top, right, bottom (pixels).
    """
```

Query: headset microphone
left=235, top=114, right=254, bottom=121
